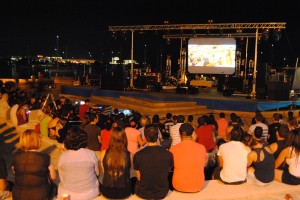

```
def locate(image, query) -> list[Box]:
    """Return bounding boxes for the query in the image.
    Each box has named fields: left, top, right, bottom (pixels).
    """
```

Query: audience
left=0, top=157, right=9, bottom=199
left=216, top=112, right=228, bottom=139
left=57, top=127, right=100, bottom=199
left=169, top=123, right=206, bottom=192
left=170, top=115, right=185, bottom=147
left=0, top=93, right=10, bottom=121
left=39, top=105, right=53, bottom=137
left=79, top=99, right=90, bottom=121
left=248, top=114, right=269, bottom=142
left=12, top=129, right=56, bottom=199
left=100, top=126, right=132, bottom=199
left=268, top=113, right=281, bottom=144
left=133, top=124, right=173, bottom=199
left=195, top=115, right=216, bottom=153
left=16, top=103, right=28, bottom=126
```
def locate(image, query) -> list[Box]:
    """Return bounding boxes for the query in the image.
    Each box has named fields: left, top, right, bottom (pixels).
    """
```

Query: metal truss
left=109, top=22, right=286, bottom=32
left=163, top=33, right=262, bottom=39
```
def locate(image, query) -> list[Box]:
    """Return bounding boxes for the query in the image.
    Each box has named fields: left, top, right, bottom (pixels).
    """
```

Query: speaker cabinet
left=267, top=82, right=290, bottom=101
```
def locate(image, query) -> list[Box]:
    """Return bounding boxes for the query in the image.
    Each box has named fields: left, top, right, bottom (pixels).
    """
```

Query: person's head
left=230, top=113, right=238, bottom=123
left=177, top=115, right=185, bottom=123
left=286, top=129, right=300, bottom=156
left=273, top=113, right=280, bottom=122
left=19, top=129, right=41, bottom=151
left=113, top=119, right=126, bottom=129
left=113, top=108, right=119, bottom=115
left=255, top=114, right=263, bottom=123
left=152, top=114, right=160, bottom=123
left=241, top=133, right=255, bottom=147
left=187, top=115, right=193, bottom=123
left=229, top=126, right=244, bottom=141
left=88, top=113, right=98, bottom=123
left=288, top=117, right=298, bottom=129
left=277, top=124, right=290, bottom=139
left=59, top=96, right=66, bottom=104
left=104, top=118, right=113, bottom=130
left=166, top=113, right=172, bottom=120
left=179, top=123, right=194, bottom=137
left=254, top=126, right=263, bottom=139
left=288, top=111, right=294, bottom=118
left=64, top=127, right=87, bottom=150
left=140, top=115, right=150, bottom=127
left=109, top=126, right=128, bottom=151
left=85, top=99, right=90, bottom=105
left=144, top=124, right=158, bottom=143
left=219, top=112, right=225, bottom=118
left=129, top=119, right=138, bottom=128
left=61, top=109, right=70, bottom=119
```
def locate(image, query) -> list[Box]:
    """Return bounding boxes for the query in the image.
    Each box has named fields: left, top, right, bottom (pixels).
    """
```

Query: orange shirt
left=217, top=118, right=228, bottom=137
left=169, top=140, right=206, bottom=192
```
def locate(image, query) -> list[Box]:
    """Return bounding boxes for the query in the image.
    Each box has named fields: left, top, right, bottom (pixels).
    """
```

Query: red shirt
left=100, top=129, right=112, bottom=151
left=79, top=104, right=89, bottom=120
left=195, top=125, right=216, bottom=152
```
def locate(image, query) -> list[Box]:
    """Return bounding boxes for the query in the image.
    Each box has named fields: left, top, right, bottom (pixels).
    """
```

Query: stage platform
left=60, top=85, right=300, bottom=112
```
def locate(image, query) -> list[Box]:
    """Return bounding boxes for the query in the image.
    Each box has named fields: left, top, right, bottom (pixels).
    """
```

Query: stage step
left=91, top=95, right=212, bottom=116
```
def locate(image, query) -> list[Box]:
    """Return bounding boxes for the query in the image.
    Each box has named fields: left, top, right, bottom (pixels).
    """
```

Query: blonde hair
left=19, top=129, right=41, bottom=151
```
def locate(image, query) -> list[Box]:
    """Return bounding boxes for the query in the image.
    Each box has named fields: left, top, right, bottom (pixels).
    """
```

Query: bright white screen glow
left=188, top=38, right=236, bottom=74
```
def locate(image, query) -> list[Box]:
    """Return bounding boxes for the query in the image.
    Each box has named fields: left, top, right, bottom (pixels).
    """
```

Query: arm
left=247, top=151, right=256, bottom=167
left=100, top=150, right=106, bottom=174
left=137, top=134, right=147, bottom=146
left=275, top=148, right=289, bottom=169
left=135, top=170, right=141, bottom=181
left=21, top=109, right=27, bottom=121
left=48, top=161, right=56, bottom=181
left=218, top=156, right=223, bottom=167
left=98, top=132, right=102, bottom=144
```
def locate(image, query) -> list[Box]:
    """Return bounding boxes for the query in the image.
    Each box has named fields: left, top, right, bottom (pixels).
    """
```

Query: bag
left=48, top=180, right=58, bottom=200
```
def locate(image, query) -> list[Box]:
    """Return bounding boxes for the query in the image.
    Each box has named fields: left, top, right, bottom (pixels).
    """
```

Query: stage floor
left=60, top=85, right=300, bottom=112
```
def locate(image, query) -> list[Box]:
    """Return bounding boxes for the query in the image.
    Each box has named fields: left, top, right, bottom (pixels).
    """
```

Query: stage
left=60, top=85, right=300, bottom=112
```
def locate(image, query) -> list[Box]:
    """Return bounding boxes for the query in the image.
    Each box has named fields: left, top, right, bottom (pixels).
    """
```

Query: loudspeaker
left=267, top=82, right=290, bottom=101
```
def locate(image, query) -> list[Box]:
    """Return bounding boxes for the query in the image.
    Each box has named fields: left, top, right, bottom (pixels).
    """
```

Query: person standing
left=0, top=93, right=10, bottom=121
left=169, top=123, right=206, bottom=192
left=133, top=125, right=173, bottom=199
left=79, top=99, right=90, bottom=120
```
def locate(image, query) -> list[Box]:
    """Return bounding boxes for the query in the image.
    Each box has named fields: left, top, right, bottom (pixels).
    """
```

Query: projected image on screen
left=188, top=38, right=236, bottom=74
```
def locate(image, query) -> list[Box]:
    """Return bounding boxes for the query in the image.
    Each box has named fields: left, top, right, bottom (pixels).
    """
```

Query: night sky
left=1, top=0, right=300, bottom=68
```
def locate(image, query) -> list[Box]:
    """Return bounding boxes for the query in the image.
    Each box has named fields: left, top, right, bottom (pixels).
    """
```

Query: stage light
left=262, top=29, right=269, bottom=41
left=273, top=29, right=281, bottom=42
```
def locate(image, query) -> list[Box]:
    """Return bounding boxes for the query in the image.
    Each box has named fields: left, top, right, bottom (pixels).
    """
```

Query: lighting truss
left=108, top=22, right=286, bottom=32
left=162, top=33, right=262, bottom=39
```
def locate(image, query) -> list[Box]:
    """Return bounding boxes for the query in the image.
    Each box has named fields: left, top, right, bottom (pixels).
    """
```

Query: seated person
left=16, top=103, right=28, bottom=126
left=247, top=127, right=275, bottom=186
left=213, top=126, right=250, bottom=184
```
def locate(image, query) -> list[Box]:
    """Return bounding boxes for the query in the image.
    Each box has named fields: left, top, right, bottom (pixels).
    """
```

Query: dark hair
left=254, top=126, right=263, bottom=138
left=64, top=127, right=88, bottom=150
left=88, top=113, right=98, bottom=122
left=219, top=112, right=225, bottom=118
left=229, top=126, right=244, bottom=141
left=241, top=133, right=255, bottom=147
left=152, top=114, right=160, bottom=123
left=278, top=124, right=290, bottom=138
left=255, top=114, right=263, bottom=122
left=216, top=138, right=226, bottom=147
left=144, top=124, right=158, bottom=143
left=166, top=113, right=172, bottom=119
left=188, top=115, right=193, bottom=123
left=104, top=118, right=113, bottom=130
left=177, top=115, right=185, bottom=123
left=230, top=113, right=238, bottom=123
left=273, top=113, right=280, bottom=121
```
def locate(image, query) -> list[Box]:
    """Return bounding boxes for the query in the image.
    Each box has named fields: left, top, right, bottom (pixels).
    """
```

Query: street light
left=56, top=35, right=59, bottom=69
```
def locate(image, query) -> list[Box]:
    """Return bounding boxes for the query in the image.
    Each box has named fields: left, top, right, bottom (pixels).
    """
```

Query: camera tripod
left=41, top=92, right=58, bottom=110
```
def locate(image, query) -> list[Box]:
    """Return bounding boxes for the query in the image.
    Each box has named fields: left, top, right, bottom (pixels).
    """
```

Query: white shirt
left=217, top=141, right=250, bottom=183
left=248, top=122, right=269, bottom=141
left=170, top=123, right=183, bottom=147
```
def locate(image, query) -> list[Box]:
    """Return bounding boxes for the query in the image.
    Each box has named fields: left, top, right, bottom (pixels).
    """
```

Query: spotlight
left=262, top=29, right=269, bottom=41
left=273, top=29, right=281, bottom=42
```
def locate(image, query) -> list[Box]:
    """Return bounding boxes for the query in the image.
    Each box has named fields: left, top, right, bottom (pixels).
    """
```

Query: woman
left=16, top=103, right=28, bottom=126
left=40, top=105, right=53, bottom=137
left=57, top=126, right=100, bottom=199
left=100, top=118, right=113, bottom=151
left=12, top=129, right=56, bottom=199
left=247, top=127, right=275, bottom=186
left=100, top=126, right=132, bottom=199
left=275, top=129, right=300, bottom=185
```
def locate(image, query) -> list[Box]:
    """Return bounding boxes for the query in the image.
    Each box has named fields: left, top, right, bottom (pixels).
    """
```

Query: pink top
left=125, top=127, right=141, bottom=155
left=100, top=129, right=112, bottom=151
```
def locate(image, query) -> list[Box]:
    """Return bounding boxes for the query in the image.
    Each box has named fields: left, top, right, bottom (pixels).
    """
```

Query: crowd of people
left=1, top=86, right=300, bottom=199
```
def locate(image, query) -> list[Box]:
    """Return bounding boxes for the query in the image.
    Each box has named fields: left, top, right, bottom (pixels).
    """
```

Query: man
left=169, top=123, right=206, bottom=192
left=268, top=113, right=281, bottom=144
left=213, top=126, right=250, bottom=184
left=56, top=109, right=72, bottom=143
left=170, top=115, right=185, bottom=147
left=79, top=99, right=90, bottom=120
left=248, top=114, right=268, bottom=141
left=84, top=113, right=101, bottom=162
left=0, top=93, right=10, bottom=121
left=134, top=125, right=173, bottom=199
left=216, top=112, right=228, bottom=139
left=161, top=113, right=174, bottom=149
